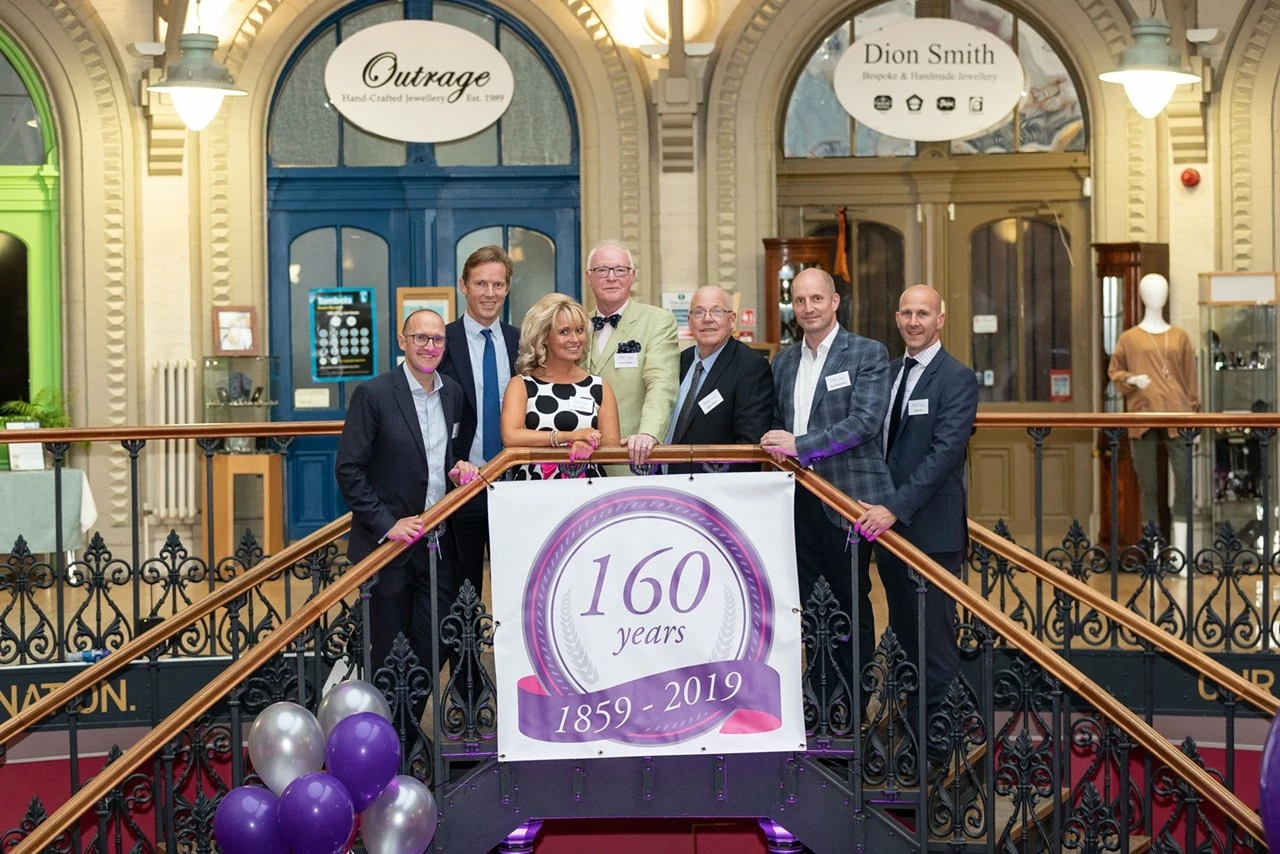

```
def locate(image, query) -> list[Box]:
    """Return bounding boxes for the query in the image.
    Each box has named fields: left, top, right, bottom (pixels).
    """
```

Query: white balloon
left=360, top=776, right=438, bottom=854
left=247, top=702, right=326, bottom=796
left=317, top=680, right=393, bottom=737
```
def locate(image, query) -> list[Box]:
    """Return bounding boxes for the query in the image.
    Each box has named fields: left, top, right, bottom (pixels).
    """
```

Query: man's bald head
left=899, top=284, right=942, bottom=313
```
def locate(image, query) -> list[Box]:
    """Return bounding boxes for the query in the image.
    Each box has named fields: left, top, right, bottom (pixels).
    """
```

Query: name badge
left=908, top=399, right=929, bottom=416
left=825, top=371, right=851, bottom=391
left=615, top=352, right=640, bottom=369
left=698, top=389, right=724, bottom=414
left=572, top=396, right=596, bottom=415
left=451, top=422, right=460, bottom=438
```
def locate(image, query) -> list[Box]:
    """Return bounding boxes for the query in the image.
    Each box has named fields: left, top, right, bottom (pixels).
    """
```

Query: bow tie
left=592, top=313, right=621, bottom=331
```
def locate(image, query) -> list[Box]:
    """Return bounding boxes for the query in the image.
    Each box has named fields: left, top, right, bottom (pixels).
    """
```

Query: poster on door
left=489, top=472, right=804, bottom=761
left=310, top=288, right=377, bottom=382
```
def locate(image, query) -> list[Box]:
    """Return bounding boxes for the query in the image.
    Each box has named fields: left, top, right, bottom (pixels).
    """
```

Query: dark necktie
left=591, top=314, right=621, bottom=331
left=481, top=329, right=501, bottom=459
left=886, top=357, right=918, bottom=453
left=673, top=361, right=705, bottom=442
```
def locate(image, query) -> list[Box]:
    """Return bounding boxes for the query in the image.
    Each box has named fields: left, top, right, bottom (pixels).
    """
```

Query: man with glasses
left=336, top=309, right=478, bottom=682
left=438, top=245, right=520, bottom=602
left=666, top=286, right=773, bottom=474
left=584, top=240, right=679, bottom=468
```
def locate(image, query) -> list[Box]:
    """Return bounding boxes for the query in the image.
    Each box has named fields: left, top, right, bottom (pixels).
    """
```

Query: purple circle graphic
left=522, top=486, right=773, bottom=743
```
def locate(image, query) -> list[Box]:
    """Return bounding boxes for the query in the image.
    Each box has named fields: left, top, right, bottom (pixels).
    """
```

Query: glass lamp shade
left=146, top=32, right=247, bottom=131
left=1098, top=18, right=1199, bottom=118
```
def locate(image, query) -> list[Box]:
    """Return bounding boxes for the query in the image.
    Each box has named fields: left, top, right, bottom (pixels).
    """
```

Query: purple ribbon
left=517, top=660, right=782, bottom=745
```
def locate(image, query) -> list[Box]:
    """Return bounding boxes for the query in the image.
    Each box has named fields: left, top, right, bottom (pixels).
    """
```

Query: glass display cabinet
left=1200, top=272, right=1278, bottom=550
left=763, top=237, right=836, bottom=346
left=203, top=355, right=278, bottom=452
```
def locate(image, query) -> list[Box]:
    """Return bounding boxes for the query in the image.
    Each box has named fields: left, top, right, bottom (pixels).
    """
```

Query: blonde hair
left=515, top=293, right=590, bottom=375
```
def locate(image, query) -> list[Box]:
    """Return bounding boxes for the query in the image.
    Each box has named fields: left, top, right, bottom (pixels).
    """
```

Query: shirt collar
left=463, top=312, right=501, bottom=338
left=694, top=338, right=731, bottom=366
left=805, top=324, right=840, bottom=358
left=595, top=299, right=630, bottom=319
left=402, top=360, right=443, bottom=395
left=906, top=339, right=942, bottom=368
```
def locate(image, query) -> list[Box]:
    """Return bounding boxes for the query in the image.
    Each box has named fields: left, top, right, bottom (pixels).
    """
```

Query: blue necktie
left=481, top=329, right=501, bottom=460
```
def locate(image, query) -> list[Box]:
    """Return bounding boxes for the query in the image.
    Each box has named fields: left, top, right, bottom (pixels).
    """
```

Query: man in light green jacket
left=584, top=240, right=680, bottom=468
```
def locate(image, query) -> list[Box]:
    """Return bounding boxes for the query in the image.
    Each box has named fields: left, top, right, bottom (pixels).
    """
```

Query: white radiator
left=145, top=359, right=198, bottom=521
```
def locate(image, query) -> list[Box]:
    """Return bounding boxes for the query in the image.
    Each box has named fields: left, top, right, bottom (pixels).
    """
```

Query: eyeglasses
left=690, top=308, right=731, bottom=320
left=588, top=266, right=634, bottom=278
left=405, top=334, right=446, bottom=348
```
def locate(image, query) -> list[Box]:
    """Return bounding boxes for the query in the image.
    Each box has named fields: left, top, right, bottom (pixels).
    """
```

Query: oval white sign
left=833, top=18, right=1025, bottom=142
left=324, top=20, right=514, bottom=143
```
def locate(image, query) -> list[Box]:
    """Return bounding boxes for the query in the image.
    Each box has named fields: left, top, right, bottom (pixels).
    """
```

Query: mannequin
left=1107, top=273, right=1198, bottom=550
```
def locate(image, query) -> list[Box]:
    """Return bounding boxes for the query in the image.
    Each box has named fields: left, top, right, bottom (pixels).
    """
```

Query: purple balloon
left=325, top=711, right=403, bottom=812
left=1262, top=715, right=1280, bottom=851
left=277, top=772, right=355, bottom=854
left=213, top=786, right=287, bottom=854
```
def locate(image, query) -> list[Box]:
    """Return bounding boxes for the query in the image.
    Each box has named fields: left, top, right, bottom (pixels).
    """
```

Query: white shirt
left=883, top=339, right=942, bottom=454
left=403, top=361, right=448, bottom=510
left=793, top=325, right=840, bottom=437
left=593, top=299, right=630, bottom=355
left=462, top=313, right=511, bottom=466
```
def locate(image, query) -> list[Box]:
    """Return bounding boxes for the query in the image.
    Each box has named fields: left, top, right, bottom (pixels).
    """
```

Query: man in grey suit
left=855, top=284, right=979, bottom=769
left=762, top=267, right=893, bottom=690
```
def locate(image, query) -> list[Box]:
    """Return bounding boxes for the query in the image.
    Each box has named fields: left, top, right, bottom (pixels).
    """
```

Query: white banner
left=490, top=473, right=803, bottom=761
left=324, top=21, right=514, bottom=143
left=833, top=17, right=1025, bottom=141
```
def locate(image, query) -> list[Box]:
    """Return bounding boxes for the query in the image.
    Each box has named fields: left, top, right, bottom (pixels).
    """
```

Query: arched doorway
left=265, top=0, right=580, bottom=538
left=776, top=0, right=1092, bottom=541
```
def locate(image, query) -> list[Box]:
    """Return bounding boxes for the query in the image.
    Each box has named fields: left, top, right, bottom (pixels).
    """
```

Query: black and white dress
left=512, top=374, right=605, bottom=480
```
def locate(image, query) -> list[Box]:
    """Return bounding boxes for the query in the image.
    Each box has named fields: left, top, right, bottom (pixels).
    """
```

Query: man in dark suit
left=854, top=284, right=979, bottom=769
left=666, top=286, right=773, bottom=472
left=437, top=245, right=520, bottom=600
left=762, top=267, right=893, bottom=689
left=336, top=309, right=478, bottom=675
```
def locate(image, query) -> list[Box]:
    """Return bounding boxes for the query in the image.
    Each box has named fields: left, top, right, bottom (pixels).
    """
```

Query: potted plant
left=0, top=389, right=70, bottom=470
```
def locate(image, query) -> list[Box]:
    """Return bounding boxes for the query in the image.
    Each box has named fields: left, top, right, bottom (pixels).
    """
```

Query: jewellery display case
left=1200, top=272, right=1278, bottom=548
left=763, top=237, right=836, bottom=346
left=203, top=355, right=278, bottom=452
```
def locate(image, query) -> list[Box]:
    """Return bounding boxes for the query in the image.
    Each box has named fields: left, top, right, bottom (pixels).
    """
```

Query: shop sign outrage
left=833, top=17, right=1025, bottom=142
left=324, top=20, right=515, bottom=143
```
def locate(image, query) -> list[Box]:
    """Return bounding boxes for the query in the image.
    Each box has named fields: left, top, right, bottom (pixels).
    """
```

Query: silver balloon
left=317, top=679, right=393, bottom=737
left=360, top=775, right=438, bottom=854
left=247, top=701, right=326, bottom=796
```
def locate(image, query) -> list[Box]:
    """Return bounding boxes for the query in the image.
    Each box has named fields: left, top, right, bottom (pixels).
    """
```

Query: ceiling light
left=146, top=32, right=246, bottom=131
left=1099, top=18, right=1199, bottom=119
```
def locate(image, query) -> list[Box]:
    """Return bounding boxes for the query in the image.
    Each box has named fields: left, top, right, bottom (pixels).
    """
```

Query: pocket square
left=616, top=340, right=642, bottom=354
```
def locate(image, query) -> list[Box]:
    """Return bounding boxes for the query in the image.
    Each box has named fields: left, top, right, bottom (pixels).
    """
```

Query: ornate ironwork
left=439, top=579, right=496, bottom=744
left=799, top=575, right=853, bottom=738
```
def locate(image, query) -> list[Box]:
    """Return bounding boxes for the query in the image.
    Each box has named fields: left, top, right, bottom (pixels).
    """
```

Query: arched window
left=0, top=33, right=59, bottom=410
left=265, top=0, right=579, bottom=538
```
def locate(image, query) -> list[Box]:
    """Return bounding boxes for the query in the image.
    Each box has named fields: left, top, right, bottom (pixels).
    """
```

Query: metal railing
left=0, top=430, right=1273, bottom=853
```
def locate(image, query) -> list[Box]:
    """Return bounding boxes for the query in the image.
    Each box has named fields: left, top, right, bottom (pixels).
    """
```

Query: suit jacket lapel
left=808, top=331, right=848, bottom=425
left=502, top=323, right=520, bottom=373
left=446, top=323, right=477, bottom=415
left=909, top=352, right=944, bottom=402
left=392, top=368, right=430, bottom=469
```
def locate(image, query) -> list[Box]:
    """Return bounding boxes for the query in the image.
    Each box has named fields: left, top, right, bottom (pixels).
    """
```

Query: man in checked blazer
left=762, top=267, right=893, bottom=690
left=585, top=240, right=680, bottom=470
left=855, top=284, right=979, bottom=766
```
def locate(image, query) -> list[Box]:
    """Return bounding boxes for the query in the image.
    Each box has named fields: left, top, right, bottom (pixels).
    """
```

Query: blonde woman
left=501, top=294, right=621, bottom=479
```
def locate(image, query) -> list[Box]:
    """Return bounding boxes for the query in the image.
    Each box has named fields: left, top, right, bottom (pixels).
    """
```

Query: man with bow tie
left=584, top=240, right=679, bottom=468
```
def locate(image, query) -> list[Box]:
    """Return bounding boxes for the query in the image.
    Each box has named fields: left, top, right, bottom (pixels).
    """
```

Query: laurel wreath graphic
left=711, top=583, right=740, bottom=661
left=558, top=591, right=599, bottom=686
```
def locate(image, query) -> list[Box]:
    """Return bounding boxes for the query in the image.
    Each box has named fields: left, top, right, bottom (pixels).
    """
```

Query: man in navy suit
left=855, top=284, right=979, bottom=767
left=336, top=309, right=478, bottom=675
left=666, top=286, right=773, bottom=473
left=762, top=267, right=893, bottom=690
left=438, top=245, right=520, bottom=601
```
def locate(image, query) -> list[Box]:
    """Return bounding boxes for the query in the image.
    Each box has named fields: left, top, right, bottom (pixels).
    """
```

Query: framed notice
left=396, top=286, right=456, bottom=326
left=310, top=288, right=377, bottom=382
left=212, top=306, right=260, bottom=356
left=5, top=421, right=45, bottom=471
left=1048, top=369, right=1072, bottom=402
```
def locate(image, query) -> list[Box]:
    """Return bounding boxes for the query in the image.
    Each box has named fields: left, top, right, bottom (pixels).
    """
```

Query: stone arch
left=704, top=0, right=1148, bottom=298
left=205, top=0, right=653, bottom=319
left=0, top=0, right=140, bottom=524
left=1218, top=0, right=1280, bottom=271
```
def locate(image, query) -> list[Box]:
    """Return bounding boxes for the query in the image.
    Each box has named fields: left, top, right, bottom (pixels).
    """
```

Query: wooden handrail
left=1, top=410, right=1279, bottom=446
left=7, top=446, right=1271, bottom=850
left=968, top=522, right=1280, bottom=715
